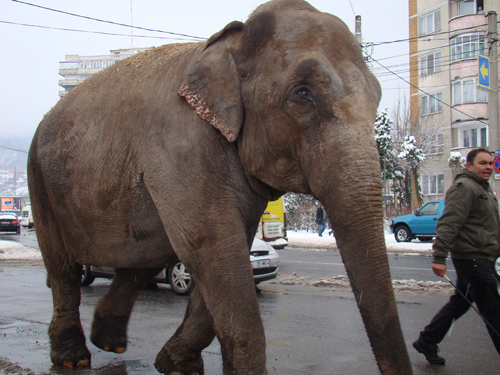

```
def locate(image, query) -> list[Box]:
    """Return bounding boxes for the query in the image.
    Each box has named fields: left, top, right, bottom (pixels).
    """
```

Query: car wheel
left=81, top=265, right=95, bottom=286
left=16, top=227, right=20, bottom=234
left=494, top=255, right=500, bottom=282
left=167, top=262, right=192, bottom=295
left=395, top=226, right=412, bottom=242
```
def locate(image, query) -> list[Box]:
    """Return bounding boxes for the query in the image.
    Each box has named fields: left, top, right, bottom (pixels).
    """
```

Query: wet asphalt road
left=1, top=263, right=500, bottom=375
left=0, top=230, right=499, bottom=374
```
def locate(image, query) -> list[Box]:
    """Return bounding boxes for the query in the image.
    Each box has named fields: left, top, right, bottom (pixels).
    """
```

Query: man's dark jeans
left=420, top=258, right=500, bottom=354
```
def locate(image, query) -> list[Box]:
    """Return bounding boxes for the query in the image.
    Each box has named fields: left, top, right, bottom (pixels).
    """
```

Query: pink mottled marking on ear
left=179, top=84, right=236, bottom=142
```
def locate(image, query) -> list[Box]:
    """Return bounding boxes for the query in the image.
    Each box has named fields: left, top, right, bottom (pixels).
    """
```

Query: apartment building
left=409, top=0, right=499, bottom=202
left=58, top=47, right=151, bottom=97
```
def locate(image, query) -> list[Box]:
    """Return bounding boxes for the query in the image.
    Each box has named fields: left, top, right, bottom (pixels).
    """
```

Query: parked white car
left=80, top=238, right=280, bottom=295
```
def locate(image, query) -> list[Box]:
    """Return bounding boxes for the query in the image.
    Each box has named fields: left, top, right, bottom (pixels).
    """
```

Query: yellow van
left=256, top=197, right=287, bottom=249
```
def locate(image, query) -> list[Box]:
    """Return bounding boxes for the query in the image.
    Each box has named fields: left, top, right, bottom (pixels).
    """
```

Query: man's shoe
left=413, top=336, right=446, bottom=365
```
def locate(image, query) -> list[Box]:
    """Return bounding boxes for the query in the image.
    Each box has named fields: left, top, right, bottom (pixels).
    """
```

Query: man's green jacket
left=433, top=169, right=500, bottom=265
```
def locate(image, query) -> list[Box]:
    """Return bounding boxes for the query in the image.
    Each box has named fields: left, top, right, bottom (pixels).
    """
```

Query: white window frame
left=421, top=174, right=445, bottom=195
left=452, top=77, right=488, bottom=105
left=460, top=126, right=488, bottom=148
left=428, top=133, right=444, bottom=155
left=419, top=9, right=441, bottom=36
left=421, top=92, right=443, bottom=115
left=450, top=34, right=486, bottom=62
left=420, top=51, right=442, bottom=76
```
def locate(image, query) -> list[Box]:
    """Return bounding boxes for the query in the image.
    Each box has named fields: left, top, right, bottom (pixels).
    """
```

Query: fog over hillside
left=0, top=136, right=31, bottom=197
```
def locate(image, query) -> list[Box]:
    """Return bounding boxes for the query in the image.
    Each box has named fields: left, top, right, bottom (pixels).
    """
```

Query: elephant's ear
left=179, top=21, right=244, bottom=143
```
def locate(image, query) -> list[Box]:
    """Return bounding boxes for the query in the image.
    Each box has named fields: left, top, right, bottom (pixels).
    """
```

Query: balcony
left=451, top=102, right=488, bottom=123
left=449, top=14, right=487, bottom=37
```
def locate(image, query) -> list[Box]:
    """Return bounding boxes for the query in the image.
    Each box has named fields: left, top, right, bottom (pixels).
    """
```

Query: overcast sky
left=0, top=0, right=409, bottom=141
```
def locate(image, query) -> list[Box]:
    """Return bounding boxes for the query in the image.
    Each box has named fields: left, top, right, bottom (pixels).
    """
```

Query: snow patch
left=272, top=273, right=453, bottom=294
left=287, top=231, right=433, bottom=254
left=0, top=241, right=41, bottom=260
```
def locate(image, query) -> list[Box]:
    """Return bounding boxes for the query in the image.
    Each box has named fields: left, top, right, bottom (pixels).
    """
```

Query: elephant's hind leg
left=155, top=283, right=214, bottom=375
left=40, top=232, right=90, bottom=367
left=90, top=267, right=161, bottom=353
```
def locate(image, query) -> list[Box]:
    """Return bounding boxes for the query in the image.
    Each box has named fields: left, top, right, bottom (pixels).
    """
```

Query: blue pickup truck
left=390, top=200, right=445, bottom=242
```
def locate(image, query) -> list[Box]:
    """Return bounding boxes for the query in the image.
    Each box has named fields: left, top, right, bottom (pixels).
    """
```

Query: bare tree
left=389, top=96, right=442, bottom=211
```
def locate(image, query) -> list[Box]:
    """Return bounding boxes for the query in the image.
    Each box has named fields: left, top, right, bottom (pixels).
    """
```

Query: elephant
left=27, top=0, right=412, bottom=374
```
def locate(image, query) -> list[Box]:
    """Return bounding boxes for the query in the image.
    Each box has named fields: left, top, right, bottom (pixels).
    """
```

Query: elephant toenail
left=76, top=359, right=90, bottom=367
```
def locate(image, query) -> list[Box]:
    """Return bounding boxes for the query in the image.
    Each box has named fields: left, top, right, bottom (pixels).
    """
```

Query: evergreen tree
left=283, top=192, right=318, bottom=232
left=398, top=134, right=426, bottom=206
left=448, top=151, right=466, bottom=174
left=374, top=109, right=395, bottom=180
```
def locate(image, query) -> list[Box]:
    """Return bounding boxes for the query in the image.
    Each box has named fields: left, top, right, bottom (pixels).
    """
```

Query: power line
left=368, top=56, right=489, bottom=127
left=363, top=20, right=496, bottom=47
left=0, top=20, right=201, bottom=41
left=0, top=145, right=28, bottom=153
left=11, top=0, right=206, bottom=40
left=348, top=0, right=356, bottom=18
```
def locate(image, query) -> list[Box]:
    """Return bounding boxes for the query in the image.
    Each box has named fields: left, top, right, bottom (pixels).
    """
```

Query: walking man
left=413, top=148, right=500, bottom=365
left=315, top=204, right=327, bottom=237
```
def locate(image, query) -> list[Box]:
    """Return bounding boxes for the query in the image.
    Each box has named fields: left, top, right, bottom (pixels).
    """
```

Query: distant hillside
left=0, top=136, right=31, bottom=197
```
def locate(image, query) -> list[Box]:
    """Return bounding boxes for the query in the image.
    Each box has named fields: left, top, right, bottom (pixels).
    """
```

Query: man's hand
left=432, top=263, right=447, bottom=277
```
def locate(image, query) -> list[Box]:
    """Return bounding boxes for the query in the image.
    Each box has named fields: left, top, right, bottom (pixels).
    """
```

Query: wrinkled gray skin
left=27, top=0, right=412, bottom=374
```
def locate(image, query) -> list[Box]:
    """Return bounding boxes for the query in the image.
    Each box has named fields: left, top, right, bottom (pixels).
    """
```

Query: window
left=450, top=34, right=486, bottom=62
left=452, top=78, right=488, bottom=104
left=429, top=133, right=444, bottom=155
left=419, top=10, right=441, bottom=36
left=458, top=0, right=483, bottom=15
left=458, top=0, right=475, bottom=15
left=421, top=92, right=443, bottom=115
left=420, top=52, right=442, bottom=76
left=421, top=174, right=445, bottom=195
left=461, top=127, right=488, bottom=148
left=419, top=202, right=440, bottom=215
left=60, top=62, right=78, bottom=69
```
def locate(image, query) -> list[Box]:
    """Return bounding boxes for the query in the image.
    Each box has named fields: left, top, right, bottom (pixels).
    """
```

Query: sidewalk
left=287, top=230, right=433, bottom=254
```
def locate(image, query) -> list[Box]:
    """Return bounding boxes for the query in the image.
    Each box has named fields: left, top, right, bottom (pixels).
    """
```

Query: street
left=3, top=228, right=455, bottom=283
left=0, top=230, right=498, bottom=374
left=1, top=263, right=499, bottom=375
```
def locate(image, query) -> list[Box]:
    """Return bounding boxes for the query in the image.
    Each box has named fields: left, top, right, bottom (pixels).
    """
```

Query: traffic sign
left=494, top=155, right=500, bottom=173
left=478, top=55, right=491, bottom=92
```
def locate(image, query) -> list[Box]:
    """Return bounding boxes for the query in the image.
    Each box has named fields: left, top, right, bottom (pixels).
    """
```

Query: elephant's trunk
left=312, top=155, right=412, bottom=374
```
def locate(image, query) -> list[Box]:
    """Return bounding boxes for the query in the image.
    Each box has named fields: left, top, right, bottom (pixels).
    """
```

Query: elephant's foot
left=155, top=347, right=204, bottom=375
left=90, top=315, right=129, bottom=353
left=49, top=326, right=91, bottom=368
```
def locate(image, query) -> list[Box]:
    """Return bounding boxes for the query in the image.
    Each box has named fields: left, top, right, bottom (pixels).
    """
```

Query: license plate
left=0, top=221, right=10, bottom=225
left=252, top=259, right=270, bottom=269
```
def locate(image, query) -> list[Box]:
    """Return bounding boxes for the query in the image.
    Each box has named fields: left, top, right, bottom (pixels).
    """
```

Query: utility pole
left=0, top=167, right=24, bottom=196
left=487, top=11, right=499, bottom=196
left=355, top=15, right=362, bottom=45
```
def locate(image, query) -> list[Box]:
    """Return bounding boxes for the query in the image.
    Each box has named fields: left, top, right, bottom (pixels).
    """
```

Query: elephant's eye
left=297, top=88, right=316, bottom=105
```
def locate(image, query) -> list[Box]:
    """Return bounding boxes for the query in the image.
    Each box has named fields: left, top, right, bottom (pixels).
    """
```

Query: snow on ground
left=0, top=230, right=433, bottom=260
left=0, top=231, right=449, bottom=293
left=0, top=240, right=40, bottom=260
left=287, top=230, right=433, bottom=255
left=280, top=231, right=450, bottom=294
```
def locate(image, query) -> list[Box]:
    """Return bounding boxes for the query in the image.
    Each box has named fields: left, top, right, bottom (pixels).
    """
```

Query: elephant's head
left=180, top=0, right=411, bottom=373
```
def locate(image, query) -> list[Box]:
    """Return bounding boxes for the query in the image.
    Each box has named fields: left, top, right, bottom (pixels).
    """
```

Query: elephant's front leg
left=190, top=242, right=267, bottom=375
left=155, top=282, right=215, bottom=375
left=90, top=267, right=162, bottom=353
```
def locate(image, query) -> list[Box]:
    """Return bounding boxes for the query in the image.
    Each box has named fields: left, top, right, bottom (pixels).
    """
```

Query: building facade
left=409, top=0, right=499, bottom=202
left=58, top=47, right=151, bottom=97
